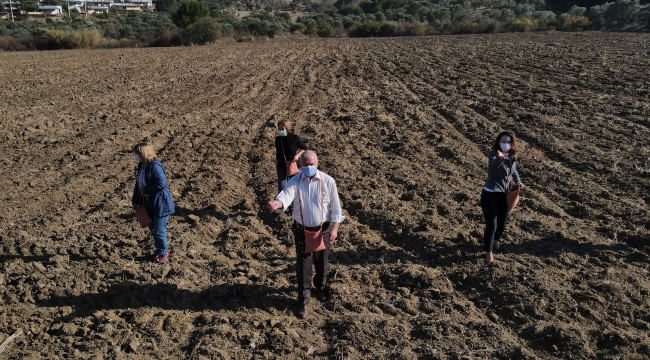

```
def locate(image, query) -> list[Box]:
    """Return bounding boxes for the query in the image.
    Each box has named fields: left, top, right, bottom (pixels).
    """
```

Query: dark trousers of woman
left=480, top=190, right=510, bottom=253
left=291, top=221, right=331, bottom=305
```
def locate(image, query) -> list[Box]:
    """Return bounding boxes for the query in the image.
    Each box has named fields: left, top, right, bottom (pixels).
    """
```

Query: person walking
left=274, top=120, right=307, bottom=191
left=132, top=142, right=175, bottom=264
left=268, top=150, right=345, bottom=318
left=481, top=130, right=525, bottom=264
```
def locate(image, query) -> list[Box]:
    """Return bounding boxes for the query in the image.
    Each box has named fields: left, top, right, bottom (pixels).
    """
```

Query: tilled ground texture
left=0, top=32, right=649, bottom=359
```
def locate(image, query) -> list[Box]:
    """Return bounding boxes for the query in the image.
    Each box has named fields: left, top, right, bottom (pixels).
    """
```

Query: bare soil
left=0, top=32, right=649, bottom=359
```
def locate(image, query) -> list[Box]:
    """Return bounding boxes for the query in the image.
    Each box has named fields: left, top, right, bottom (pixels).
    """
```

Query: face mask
left=134, top=154, right=141, bottom=162
left=500, top=142, right=512, bottom=152
left=302, top=165, right=317, bottom=177
left=278, top=130, right=288, bottom=137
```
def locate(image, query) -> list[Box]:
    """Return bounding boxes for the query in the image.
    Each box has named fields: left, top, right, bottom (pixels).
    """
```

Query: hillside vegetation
left=0, top=0, right=649, bottom=50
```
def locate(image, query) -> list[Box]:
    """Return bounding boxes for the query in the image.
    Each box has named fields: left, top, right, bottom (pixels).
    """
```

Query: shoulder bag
left=281, top=137, right=300, bottom=177
left=135, top=196, right=152, bottom=228
left=505, top=164, right=520, bottom=211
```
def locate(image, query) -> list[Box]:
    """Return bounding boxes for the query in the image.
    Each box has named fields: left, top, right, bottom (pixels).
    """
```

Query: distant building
left=86, top=0, right=113, bottom=13
left=68, top=3, right=83, bottom=12
left=111, top=0, right=152, bottom=11
left=38, top=5, right=64, bottom=15
left=0, top=0, right=22, bottom=6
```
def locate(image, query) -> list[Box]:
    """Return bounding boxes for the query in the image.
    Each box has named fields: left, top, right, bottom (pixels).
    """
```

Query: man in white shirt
left=268, top=150, right=345, bottom=319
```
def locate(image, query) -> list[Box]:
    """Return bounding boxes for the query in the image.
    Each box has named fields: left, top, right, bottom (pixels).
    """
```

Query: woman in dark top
left=275, top=120, right=307, bottom=191
left=132, top=142, right=175, bottom=264
left=481, top=130, right=525, bottom=264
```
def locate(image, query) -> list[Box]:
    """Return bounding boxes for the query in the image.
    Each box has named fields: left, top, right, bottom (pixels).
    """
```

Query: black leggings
left=480, top=190, right=510, bottom=252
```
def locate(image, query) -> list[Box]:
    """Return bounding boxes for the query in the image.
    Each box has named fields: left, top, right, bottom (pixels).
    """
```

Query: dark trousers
left=480, top=190, right=510, bottom=253
left=292, top=221, right=331, bottom=305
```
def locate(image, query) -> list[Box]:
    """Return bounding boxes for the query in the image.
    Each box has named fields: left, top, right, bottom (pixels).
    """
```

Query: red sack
left=135, top=197, right=152, bottom=228
left=304, top=228, right=326, bottom=253
left=286, top=160, right=300, bottom=176
left=505, top=166, right=521, bottom=211
left=281, top=137, right=300, bottom=177
left=506, top=184, right=520, bottom=211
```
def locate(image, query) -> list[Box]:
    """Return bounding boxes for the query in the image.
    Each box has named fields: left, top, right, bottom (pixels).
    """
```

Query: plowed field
left=1, top=32, right=649, bottom=359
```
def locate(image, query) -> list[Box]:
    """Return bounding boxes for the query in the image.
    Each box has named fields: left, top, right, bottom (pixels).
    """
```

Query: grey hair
left=300, top=150, right=318, bottom=165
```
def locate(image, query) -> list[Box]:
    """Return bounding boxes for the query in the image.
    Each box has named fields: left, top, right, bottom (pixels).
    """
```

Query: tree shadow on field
left=508, top=231, right=649, bottom=264
left=0, top=254, right=52, bottom=264
left=172, top=205, right=232, bottom=222
left=38, top=281, right=295, bottom=320
left=118, top=205, right=239, bottom=222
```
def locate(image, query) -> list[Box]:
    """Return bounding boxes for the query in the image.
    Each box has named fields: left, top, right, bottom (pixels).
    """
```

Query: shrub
left=243, top=18, right=276, bottom=37
left=402, top=22, right=427, bottom=36
left=289, top=22, right=306, bottom=33
left=149, top=28, right=188, bottom=46
left=41, top=29, right=67, bottom=49
left=570, top=15, right=592, bottom=29
left=510, top=17, right=533, bottom=32
left=305, top=20, right=335, bottom=37
left=0, top=35, right=22, bottom=51
left=187, top=17, right=220, bottom=44
left=35, top=28, right=102, bottom=49
left=339, top=4, right=363, bottom=16
left=485, top=21, right=500, bottom=33
left=172, top=0, right=209, bottom=28
left=351, top=20, right=381, bottom=37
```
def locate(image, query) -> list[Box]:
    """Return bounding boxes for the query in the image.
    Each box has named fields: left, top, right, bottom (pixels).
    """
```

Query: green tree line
left=0, top=0, right=649, bottom=50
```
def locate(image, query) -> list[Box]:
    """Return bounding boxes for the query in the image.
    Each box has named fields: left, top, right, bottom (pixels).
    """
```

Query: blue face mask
left=278, top=130, right=288, bottom=137
left=302, top=165, right=317, bottom=177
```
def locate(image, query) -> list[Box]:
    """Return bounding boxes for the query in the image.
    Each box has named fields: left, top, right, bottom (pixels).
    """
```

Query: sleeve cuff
left=331, top=215, right=345, bottom=223
left=276, top=197, right=290, bottom=213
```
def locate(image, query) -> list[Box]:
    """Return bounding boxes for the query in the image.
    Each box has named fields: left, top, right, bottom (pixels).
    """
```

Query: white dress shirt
left=276, top=170, right=345, bottom=227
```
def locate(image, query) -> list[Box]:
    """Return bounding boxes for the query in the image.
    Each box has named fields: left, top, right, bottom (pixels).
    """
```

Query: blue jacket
left=132, top=159, right=175, bottom=219
left=483, top=152, right=521, bottom=193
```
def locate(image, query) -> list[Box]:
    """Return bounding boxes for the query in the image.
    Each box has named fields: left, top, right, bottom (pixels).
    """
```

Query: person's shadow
left=38, top=281, right=295, bottom=321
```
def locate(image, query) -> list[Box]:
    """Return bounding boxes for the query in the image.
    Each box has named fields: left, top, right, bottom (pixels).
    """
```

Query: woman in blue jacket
left=481, top=131, right=525, bottom=264
left=132, top=142, right=175, bottom=264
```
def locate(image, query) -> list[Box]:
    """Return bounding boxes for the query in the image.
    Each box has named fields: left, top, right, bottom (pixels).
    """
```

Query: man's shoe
left=314, top=288, right=329, bottom=301
left=297, top=303, right=309, bottom=319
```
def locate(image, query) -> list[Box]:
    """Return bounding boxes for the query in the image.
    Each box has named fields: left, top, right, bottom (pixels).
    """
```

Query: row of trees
left=1, top=0, right=649, bottom=50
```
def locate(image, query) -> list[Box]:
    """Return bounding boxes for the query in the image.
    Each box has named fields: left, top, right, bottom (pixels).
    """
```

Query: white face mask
left=134, top=154, right=142, bottom=162
left=500, top=142, right=512, bottom=152
left=278, top=129, right=288, bottom=137
left=302, top=165, right=317, bottom=177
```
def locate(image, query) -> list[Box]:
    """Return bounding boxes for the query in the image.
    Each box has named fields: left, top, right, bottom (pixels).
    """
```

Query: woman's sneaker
left=157, top=254, right=169, bottom=264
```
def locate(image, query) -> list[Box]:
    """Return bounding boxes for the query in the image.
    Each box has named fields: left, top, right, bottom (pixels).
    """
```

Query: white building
left=38, top=5, right=63, bottom=15
left=1, top=0, right=22, bottom=7
left=110, top=0, right=152, bottom=11
left=67, top=0, right=114, bottom=13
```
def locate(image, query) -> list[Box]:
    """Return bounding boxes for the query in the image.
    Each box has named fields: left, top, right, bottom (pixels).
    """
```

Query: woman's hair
left=491, top=130, right=519, bottom=157
left=133, top=142, right=157, bottom=163
left=277, top=120, right=292, bottom=132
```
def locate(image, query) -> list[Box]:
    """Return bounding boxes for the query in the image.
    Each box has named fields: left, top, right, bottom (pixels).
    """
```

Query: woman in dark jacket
left=132, top=142, right=175, bottom=264
left=275, top=120, right=307, bottom=191
left=481, top=130, right=525, bottom=264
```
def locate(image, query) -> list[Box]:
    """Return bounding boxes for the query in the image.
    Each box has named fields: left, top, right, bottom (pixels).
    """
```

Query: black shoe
left=313, top=288, right=329, bottom=301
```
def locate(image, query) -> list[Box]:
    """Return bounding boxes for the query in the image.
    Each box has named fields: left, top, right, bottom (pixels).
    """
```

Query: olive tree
left=173, top=0, right=209, bottom=28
